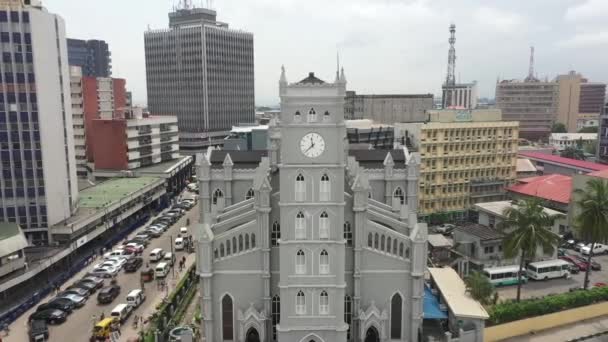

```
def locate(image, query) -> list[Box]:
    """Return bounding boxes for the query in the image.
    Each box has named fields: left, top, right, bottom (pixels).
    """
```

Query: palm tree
left=464, top=271, right=495, bottom=305
left=574, top=178, right=608, bottom=289
left=499, top=198, right=561, bottom=301
left=560, top=146, right=586, bottom=160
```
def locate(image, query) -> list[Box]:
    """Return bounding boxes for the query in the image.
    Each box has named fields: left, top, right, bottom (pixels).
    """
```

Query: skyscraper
left=0, top=1, right=78, bottom=245
left=144, top=5, right=254, bottom=153
left=67, top=38, right=112, bottom=77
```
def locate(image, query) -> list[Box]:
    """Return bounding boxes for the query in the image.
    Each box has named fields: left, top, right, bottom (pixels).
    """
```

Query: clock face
left=300, top=132, right=325, bottom=158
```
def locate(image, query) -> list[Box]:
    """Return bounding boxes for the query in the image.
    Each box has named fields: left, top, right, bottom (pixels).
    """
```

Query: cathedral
left=195, top=67, right=427, bottom=342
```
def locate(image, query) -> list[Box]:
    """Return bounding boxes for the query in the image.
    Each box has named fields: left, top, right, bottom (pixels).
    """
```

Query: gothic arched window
left=296, top=250, right=306, bottom=274
left=391, top=293, right=403, bottom=339
left=295, top=173, right=305, bottom=201
left=271, top=221, right=281, bottom=246
left=308, top=107, right=317, bottom=122
left=222, top=295, right=234, bottom=339
left=319, top=250, right=329, bottom=274
left=320, top=173, right=330, bottom=201
left=272, top=295, right=280, bottom=341
left=245, top=188, right=255, bottom=200
left=296, top=290, right=306, bottom=315
left=295, top=211, right=306, bottom=239
left=319, top=291, right=329, bottom=315
left=213, top=189, right=224, bottom=205
left=393, top=187, right=405, bottom=205
left=344, top=222, right=352, bottom=247
left=367, top=232, right=373, bottom=247
left=319, top=211, right=329, bottom=239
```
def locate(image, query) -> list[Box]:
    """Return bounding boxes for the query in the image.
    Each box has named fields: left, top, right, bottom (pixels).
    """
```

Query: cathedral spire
left=339, top=67, right=346, bottom=83
left=280, top=65, right=287, bottom=84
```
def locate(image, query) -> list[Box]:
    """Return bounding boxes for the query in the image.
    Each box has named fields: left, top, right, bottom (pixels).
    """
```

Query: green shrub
left=489, top=286, right=608, bottom=325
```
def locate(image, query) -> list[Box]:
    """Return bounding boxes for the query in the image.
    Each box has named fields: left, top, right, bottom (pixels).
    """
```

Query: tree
left=578, top=126, right=598, bottom=133
left=552, top=122, right=567, bottom=133
left=499, top=199, right=560, bottom=301
left=560, top=146, right=586, bottom=160
left=464, top=271, right=495, bottom=305
left=574, top=179, right=608, bottom=289
left=584, top=142, right=597, bottom=156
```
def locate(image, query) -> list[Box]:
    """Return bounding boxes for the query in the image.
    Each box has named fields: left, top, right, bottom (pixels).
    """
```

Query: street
left=6, top=196, right=199, bottom=342
left=497, top=251, right=608, bottom=300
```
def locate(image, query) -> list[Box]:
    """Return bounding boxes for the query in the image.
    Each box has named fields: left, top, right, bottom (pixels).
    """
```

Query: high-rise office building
left=66, top=38, right=112, bottom=77
left=144, top=6, right=254, bottom=153
left=598, top=102, right=608, bottom=164
left=0, top=1, right=78, bottom=245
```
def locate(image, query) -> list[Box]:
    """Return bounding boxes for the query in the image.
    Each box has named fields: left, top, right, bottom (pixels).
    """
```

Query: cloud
left=557, top=31, right=608, bottom=48
left=473, top=7, right=525, bottom=34
left=565, top=0, right=608, bottom=21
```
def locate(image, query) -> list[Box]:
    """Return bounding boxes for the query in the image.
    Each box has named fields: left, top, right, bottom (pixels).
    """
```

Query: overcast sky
left=47, top=0, right=607, bottom=107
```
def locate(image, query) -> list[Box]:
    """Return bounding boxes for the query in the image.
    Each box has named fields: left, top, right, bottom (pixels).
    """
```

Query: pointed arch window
left=245, top=188, right=255, bottom=200
left=320, top=173, right=330, bottom=201
left=393, top=239, right=398, bottom=255
left=387, top=237, right=392, bottom=253
left=345, top=295, right=353, bottom=340
left=319, top=291, right=329, bottom=315
left=319, top=211, right=329, bottom=239
left=222, top=295, right=234, bottom=339
left=272, top=295, right=280, bottom=341
left=296, top=290, right=306, bottom=315
left=320, top=250, right=329, bottom=274
left=367, top=232, right=373, bottom=247
left=271, top=221, right=281, bottom=246
left=374, top=233, right=379, bottom=249
left=239, top=235, right=243, bottom=252
left=344, top=222, right=352, bottom=247
left=381, top=235, right=385, bottom=251
left=295, top=173, right=305, bottom=202
left=213, top=189, right=224, bottom=205
left=214, top=248, right=218, bottom=260
left=226, top=240, right=231, bottom=255
left=232, top=237, right=237, bottom=253
left=323, top=110, right=331, bottom=122
left=245, top=234, right=250, bottom=250
left=399, top=242, right=405, bottom=257
left=393, top=187, right=405, bottom=205
left=294, top=110, right=301, bottom=122
left=220, top=243, right=225, bottom=257
left=295, top=211, right=306, bottom=239
left=391, top=293, right=403, bottom=339
left=308, top=107, right=317, bottom=122
left=251, top=234, right=256, bottom=248
left=296, top=250, right=306, bottom=274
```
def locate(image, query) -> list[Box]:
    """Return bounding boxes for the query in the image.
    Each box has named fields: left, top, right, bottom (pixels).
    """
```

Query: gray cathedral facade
left=194, top=67, right=427, bottom=342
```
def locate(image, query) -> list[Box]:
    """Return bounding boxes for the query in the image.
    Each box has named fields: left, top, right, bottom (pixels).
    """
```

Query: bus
left=483, top=265, right=527, bottom=286
left=526, top=259, right=571, bottom=281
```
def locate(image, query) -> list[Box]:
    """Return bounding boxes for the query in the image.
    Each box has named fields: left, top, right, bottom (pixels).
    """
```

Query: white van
left=126, top=289, right=146, bottom=308
left=163, top=252, right=175, bottom=266
left=149, top=248, right=164, bottom=262
left=104, top=249, right=132, bottom=260
left=155, top=262, right=170, bottom=278
left=180, top=227, right=188, bottom=235
left=110, top=303, right=133, bottom=323
left=174, top=237, right=185, bottom=251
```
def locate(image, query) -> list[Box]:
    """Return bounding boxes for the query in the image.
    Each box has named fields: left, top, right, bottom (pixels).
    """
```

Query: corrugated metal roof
left=507, top=174, right=572, bottom=204
left=428, top=267, right=490, bottom=320
left=516, top=158, right=537, bottom=173
left=455, top=224, right=504, bottom=241
left=518, top=152, right=608, bottom=172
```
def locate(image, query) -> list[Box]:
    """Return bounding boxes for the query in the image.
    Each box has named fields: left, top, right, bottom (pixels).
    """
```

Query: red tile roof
left=506, top=174, right=572, bottom=204
left=518, top=152, right=608, bottom=172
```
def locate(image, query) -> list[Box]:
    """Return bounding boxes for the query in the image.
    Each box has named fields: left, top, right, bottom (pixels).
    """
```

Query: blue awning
left=424, top=285, right=448, bottom=319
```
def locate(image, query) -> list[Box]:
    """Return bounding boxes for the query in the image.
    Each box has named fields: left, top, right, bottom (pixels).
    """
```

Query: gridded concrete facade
left=195, top=69, right=426, bottom=342
left=144, top=8, right=254, bottom=153
left=397, top=109, right=518, bottom=220
left=441, top=82, right=478, bottom=109
left=495, top=80, right=558, bottom=141
left=69, top=66, right=86, bottom=177
left=66, top=38, right=111, bottom=78
left=0, top=3, right=78, bottom=245
left=344, top=91, right=433, bottom=123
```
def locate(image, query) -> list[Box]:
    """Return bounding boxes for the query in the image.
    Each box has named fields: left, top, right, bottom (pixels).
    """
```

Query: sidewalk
left=119, top=252, right=196, bottom=341
left=502, top=315, right=608, bottom=342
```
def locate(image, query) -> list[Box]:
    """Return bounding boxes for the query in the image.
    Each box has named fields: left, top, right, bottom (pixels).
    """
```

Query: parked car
left=28, top=309, right=67, bottom=324
left=89, top=266, right=119, bottom=279
left=435, top=224, right=456, bottom=234
left=37, top=298, right=74, bottom=314
left=173, top=202, right=192, bottom=210
left=560, top=255, right=588, bottom=271
left=70, top=281, right=97, bottom=295
left=94, top=261, right=123, bottom=272
left=81, top=276, right=104, bottom=289
left=152, top=217, right=172, bottom=226
left=581, top=243, right=608, bottom=255
left=151, top=223, right=169, bottom=232
left=143, top=227, right=163, bottom=238
left=167, top=208, right=185, bottom=216
left=568, top=264, right=580, bottom=274
left=104, top=256, right=128, bottom=269
left=134, top=233, right=151, bottom=243
left=557, top=248, right=567, bottom=257
left=97, top=285, right=121, bottom=304
left=59, top=287, right=90, bottom=299
left=103, top=249, right=133, bottom=260
left=574, top=241, right=588, bottom=252
left=56, top=293, right=86, bottom=308
left=571, top=254, right=602, bottom=270
left=28, top=319, right=49, bottom=341
left=125, top=242, right=145, bottom=253
left=124, top=257, right=144, bottom=272
left=130, top=237, right=149, bottom=248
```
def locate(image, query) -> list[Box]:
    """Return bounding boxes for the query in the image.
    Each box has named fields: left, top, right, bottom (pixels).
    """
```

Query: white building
left=442, top=82, right=478, bottom=109
left=0, top=1, right=78, bottom=245
left=70, top=66, right=87, bottom=177
left=549, top=133, right=597, bottom=151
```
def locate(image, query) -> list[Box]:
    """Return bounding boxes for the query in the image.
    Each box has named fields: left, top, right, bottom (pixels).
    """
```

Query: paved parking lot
left=6, top=195, right=199, bottom=342
left=497, top=250, right=608, bottom=300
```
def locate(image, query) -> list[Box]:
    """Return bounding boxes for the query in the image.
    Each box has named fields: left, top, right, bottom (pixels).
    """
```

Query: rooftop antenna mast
left=444, top=23, right=456, bottom=108
left=524, top=46, right=538, bottom=82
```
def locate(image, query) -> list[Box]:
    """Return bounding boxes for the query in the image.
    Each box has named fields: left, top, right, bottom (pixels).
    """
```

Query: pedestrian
left=100, top=312, right=105, bottom=320
left=54, top=283, right=60, bottom=295
left=182, top=255, right=186, bottom=265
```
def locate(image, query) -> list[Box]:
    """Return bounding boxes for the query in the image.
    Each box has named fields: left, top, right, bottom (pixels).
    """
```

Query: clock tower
left=276, top=67, right=349, bottom=342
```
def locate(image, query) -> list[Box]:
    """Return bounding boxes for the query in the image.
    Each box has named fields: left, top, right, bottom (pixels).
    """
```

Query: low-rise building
left=346, top=119, right=395, bottom=149
left=518, top=151, right=608, bottom=176
left=474, top=200, right=568, bottom=235
left=516, top=158, right=537, bottom=178
left=453, top=224, right=506, bottom=268
left=442, top=81, right=478, bottom=109
left=428, top=234, right=453, bottom=264
left=396, top=109, right=519, bottom=221
left=506, top=174, right=571, bottom=213
left=0, top=223, right=28, bottom=278
left=89, top=108, right=179, bottom=170
left=344, top=91, right=433, bottom=123
left=549, top=133, right=597, bottom=152
left=223, top=125, right=269, bottom=151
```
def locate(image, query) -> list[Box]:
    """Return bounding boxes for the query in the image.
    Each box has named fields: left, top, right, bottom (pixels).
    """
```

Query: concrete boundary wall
left=485, top=302, right=608, bottom=341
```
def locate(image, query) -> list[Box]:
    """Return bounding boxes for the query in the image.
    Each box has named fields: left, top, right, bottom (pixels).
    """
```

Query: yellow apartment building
left=396, top=109, right=519, bottom=221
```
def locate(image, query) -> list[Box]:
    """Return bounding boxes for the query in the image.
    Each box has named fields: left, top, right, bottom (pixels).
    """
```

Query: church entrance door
left=245, top=328, right=260, bottom=342
left=365, top=326, right=380, bottom=342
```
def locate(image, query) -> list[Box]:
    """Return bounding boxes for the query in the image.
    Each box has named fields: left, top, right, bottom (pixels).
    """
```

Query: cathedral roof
left=210, top=150, right=268, bottom=169
left=349, top=149, right=407, bottom=169
left=297, top=72, right=325, bottom=85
